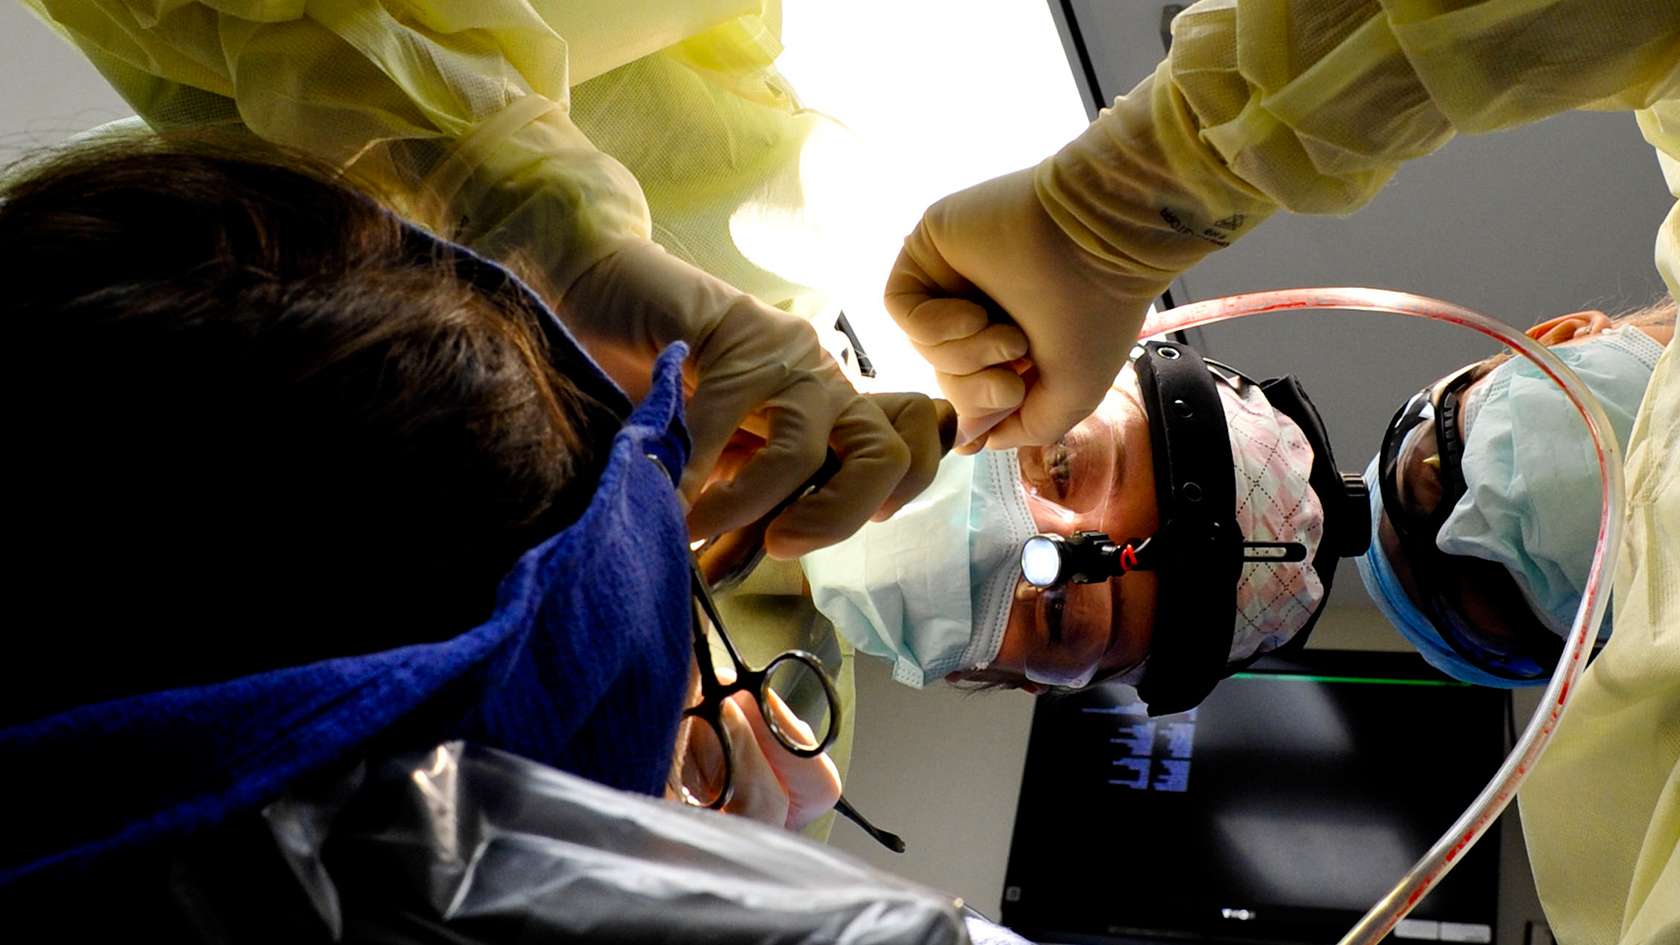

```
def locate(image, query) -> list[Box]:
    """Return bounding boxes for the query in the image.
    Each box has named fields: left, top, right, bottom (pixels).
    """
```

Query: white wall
left=1, top=5, right=131, bottom=162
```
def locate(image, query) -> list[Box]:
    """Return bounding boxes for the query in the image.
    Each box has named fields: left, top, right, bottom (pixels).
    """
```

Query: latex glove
left=884, top=167, right=1155, bottom=451
left=884, top=69, right=1274, bottom=450
left=567, top=240, right=938, bottom=557
left=702, top=393, right=955, bottom=518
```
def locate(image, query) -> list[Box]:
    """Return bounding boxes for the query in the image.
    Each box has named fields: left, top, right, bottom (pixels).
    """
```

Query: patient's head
left=1360, top=302, right=1673, bottom=684
left=806, top=345, right=1344, bottom=705
left=2, top=141, right=618, bottom=722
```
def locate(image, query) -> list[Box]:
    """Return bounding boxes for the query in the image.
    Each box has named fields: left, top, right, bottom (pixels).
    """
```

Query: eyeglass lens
left=762, top=655, right=833, bottom=752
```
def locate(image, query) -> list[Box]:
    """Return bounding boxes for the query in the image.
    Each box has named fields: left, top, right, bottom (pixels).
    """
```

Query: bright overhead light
left=731, top=1, right=1092, bottom=395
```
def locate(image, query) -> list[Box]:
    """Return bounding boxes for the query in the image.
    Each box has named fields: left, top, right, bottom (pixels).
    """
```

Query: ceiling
left=1059, top=0, right=1671, bottom=625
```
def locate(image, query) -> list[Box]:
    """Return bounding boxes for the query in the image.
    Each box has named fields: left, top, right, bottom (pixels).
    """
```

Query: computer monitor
left=1000, top=650, right=1504, bottom=945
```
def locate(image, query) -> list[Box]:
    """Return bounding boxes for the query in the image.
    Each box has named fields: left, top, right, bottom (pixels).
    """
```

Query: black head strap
left=1131, top=341, right=1243, bottom=716
left=1129, top=349, right=1371, bottom=715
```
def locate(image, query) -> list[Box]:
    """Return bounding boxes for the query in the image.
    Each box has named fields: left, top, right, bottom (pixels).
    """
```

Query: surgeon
left=884, top=4, right=1679, bottom=943
left=19, top=0, right=942, bottom=563
left=1361, top=301, right=1673, bottom=686
left=691, top=327, right=1367, bottom=838
left=800, top=338, right=1370, bottom=713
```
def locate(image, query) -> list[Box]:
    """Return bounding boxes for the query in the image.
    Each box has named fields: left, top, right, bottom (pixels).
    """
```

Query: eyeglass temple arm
left=835, top=795, right=906, bottom=853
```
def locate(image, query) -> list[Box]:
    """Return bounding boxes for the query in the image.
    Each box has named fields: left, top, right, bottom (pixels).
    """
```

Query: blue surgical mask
left=1437, top=327, right=1662, bottom=638
left=801, top=450, right=1038, bottom=688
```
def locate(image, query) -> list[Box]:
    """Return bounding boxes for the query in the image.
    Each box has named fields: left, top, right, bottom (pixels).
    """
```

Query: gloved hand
left=884, top=167, right=1161, bottom=451
left=567, top=240, right=943, bottom=557
left=884, top=67, right=1275, bottom=450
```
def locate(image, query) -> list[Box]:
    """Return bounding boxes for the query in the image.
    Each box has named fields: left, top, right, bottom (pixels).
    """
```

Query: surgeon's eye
left=1047, top=441, right=1073, bottom=497
left=1019, top=426, right=1112, bottom=513
left=1019, top=442, right=1052, bottom=495
left=1019, top=440, right=1071, bottom=505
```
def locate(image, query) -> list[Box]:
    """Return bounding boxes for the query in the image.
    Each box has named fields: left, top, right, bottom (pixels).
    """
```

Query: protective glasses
left=1377, top=363, right=1479, bottom=547
left=1376, top=364, right=1554, bottom=680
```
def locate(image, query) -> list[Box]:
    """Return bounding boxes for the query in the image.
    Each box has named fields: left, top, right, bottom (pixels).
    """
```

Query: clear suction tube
left=1142, top=288, right=1625, bottom=945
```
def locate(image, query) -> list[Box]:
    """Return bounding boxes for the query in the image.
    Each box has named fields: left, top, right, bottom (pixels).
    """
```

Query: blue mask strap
left=393, top=219, right=634, bottom=423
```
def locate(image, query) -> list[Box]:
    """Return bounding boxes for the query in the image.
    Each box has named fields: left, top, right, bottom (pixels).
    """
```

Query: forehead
left=1093, top=365, right=1142, bottom=418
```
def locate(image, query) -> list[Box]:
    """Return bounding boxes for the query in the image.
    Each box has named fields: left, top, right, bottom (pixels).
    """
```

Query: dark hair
left=1, top=139, right=615, bottom=723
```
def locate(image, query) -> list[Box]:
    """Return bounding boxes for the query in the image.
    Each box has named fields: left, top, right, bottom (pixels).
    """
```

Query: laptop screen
left=1000, top=650, right=1503, bottom=945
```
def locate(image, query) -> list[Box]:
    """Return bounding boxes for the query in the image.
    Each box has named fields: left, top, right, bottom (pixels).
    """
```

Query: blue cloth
left=1, top=342, right=696, bottom=887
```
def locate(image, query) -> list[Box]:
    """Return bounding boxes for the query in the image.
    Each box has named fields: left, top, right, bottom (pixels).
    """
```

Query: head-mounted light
left=1017, top=341, right=1367, bottom=714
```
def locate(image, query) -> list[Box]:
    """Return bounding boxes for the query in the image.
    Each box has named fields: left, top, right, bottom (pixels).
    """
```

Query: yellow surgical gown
left=19, top=0, right=829, bottom=311
left=1520, top=331, right=1680, bottom=945
left=1037, top=1, right=1680, bottom=297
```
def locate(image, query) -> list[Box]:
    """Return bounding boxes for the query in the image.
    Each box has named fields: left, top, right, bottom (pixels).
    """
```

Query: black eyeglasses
left=680, top=556, right=906, bottom=852
left=679, top=558, right=837, bottom=789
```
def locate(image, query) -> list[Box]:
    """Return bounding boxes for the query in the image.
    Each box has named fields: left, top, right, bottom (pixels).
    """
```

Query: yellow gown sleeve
left=1519, top=338, right=1680, bottom=945
left=19, top=0, right=769, bottom=292
left=1038, top=0, right=1680, bottom=276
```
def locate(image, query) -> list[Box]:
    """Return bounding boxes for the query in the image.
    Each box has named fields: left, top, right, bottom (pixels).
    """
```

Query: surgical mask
left=801, top=450, right=1037, bottom=688
left=1436, top=327, right=1662, bottom=638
